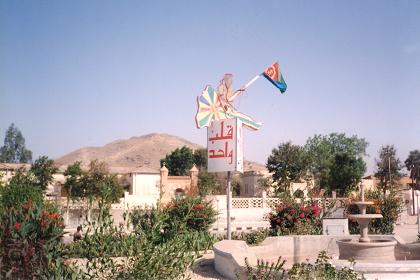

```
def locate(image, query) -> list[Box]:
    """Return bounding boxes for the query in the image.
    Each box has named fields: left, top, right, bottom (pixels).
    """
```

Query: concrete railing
left=210, top=195, right=348, bottom=210
left=47, top=192, right=158, bottom=211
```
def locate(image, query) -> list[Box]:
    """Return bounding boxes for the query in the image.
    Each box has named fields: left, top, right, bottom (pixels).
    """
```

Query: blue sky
left=1, top=1, right=419, bottom=174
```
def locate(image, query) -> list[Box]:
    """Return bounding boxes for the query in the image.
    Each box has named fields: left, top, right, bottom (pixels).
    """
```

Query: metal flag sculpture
left=195, top=81, right=262, bottom=130
left=195, top=62, right=286, bottom=130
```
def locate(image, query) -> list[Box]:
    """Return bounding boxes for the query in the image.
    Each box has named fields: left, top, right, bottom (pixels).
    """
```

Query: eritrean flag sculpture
left=195, top=62, right=287, bottom=131
left=262, top=62, right=287, bottom=93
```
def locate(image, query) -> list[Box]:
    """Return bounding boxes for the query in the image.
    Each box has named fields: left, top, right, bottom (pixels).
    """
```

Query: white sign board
left=207, top=118, right=243, bottom=173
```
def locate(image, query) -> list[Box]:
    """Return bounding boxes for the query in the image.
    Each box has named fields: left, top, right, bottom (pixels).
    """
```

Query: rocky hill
left=55, top=133, right=266, bottom=173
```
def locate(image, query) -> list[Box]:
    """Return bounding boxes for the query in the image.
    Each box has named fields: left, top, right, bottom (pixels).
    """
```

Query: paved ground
left=395, top=220, right=419, bottom=243
left=188, top=252, right=226, bottom=280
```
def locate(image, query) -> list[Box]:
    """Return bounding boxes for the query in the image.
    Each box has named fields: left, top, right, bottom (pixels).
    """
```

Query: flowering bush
left=165, top=196, right=217, bottom=233
left=0, top=199, right=69, bottom=278
left=269, top=201, right=322, bottom=235
left=130, top=196, right=217, bottom=251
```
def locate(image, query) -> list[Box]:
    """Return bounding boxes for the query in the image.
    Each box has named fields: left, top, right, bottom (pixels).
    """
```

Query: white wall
left=131, top=173, right=160, bottom=196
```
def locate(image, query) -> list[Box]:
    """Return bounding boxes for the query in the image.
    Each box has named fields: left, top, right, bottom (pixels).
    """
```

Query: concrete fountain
left=336, top=185, right=397, bottom=260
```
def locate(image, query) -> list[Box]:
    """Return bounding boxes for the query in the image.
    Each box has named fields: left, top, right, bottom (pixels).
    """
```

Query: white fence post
left=262, top=191, right=267, bottom=209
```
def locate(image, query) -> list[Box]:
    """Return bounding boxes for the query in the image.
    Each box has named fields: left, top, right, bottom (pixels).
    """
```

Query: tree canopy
left=374, top=145, right=404, bottom=194
left=0, top=123, right=32, bottom=163
left=266, top=142, right=310, bottom=194
left=304, top=133, right=368, bottom=190
left=160, top=146, right=194, bottom=176
left=266, top=133, right=368, bottom=195
left=405, top=150, right=420, bottom=189
left=193, top=148, right=207, bottom=171
left=75, top=160, right=124, bottom=207
left=328, top=153, right=366, bottom=196
left=30, top=156, right=58, bottom=191
left=63, top=161, right=83, bottom=200
left=197, top=171, right=221, bottom=196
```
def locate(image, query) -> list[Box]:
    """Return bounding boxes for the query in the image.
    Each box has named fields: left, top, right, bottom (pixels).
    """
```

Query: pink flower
left=299, top=213, right=305, bottom=218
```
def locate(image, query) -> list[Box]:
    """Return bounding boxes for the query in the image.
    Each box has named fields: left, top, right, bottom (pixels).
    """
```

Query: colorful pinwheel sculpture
left=195, top=83, right=262, bottom=131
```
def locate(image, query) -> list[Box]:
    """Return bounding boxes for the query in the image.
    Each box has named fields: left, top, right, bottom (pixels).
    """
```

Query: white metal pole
left=227, top=171, right=232, bottom=240
left=228, top=74, right=262, bottom=102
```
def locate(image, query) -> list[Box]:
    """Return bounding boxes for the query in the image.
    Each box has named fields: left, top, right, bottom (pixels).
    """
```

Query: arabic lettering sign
left=207, top=118, right=243, bottom=173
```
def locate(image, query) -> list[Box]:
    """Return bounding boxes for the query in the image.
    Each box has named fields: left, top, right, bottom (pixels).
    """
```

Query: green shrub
left=232, top=228, right=270, bottom=246
left=240, top=251, right=364, bottom=280
left=0, top=171, right=43, bottom=212
left=130, top=196, right=217, bottom=251
left=123, top=233, right=199, bottom=280
left=240, top=256, right=286, bottom=279
left=129, top=205, right=171, bottom=244
left=0, top=199, right=73, bottom=278
left=64, top=197, right=217, bottom=279
left=288, top=251, right=365, bottom=280
left=269, top=201, right=322, bottom=235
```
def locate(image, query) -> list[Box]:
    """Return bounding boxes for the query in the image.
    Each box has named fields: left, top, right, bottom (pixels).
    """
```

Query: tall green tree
left=75, top=160, right=124, bottom=220
left=328, top=153, right=366, bottom=196
left=266, top=142, right=310, bottom=194
left=197, top=171, right=221, bottom=196
left=304, top=133, right=368, bottom=190
left=0, top=123, right=32, bottom=163
left=30, top=156, right=58, bottom=191
left=63, top=161, right=83, bottom=225
left=160, top=146, right=195, bottom=176
left=193, top=148, right=207, bottom=170
left=405, top=150, right=420, bottom=189
left=374, top=145, right=404, bottom=195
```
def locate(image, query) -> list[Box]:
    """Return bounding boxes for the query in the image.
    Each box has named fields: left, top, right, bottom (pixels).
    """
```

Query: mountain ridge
left=54, top=133, right=266, bottom=173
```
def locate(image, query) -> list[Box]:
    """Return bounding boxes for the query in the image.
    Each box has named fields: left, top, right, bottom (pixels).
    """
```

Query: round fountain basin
left=337, top=238, right=397, bottom=261
left=347, top=214, right=383, bottom=220
left=352, top=201, right=375, bottom=205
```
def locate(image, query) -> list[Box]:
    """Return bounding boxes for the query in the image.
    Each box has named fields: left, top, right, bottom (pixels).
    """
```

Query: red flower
left=49, top=213, right=60, bottom=220
left=14, top=222, right=21, bottom=231
left=286, top=215, right=293, bottom=221
left=310, top=204, right=321, bottom=216
left=276, top=218, right=282, bottom=225
left=192, top=204, right=205, bottom=211
left=299, top=213, right=305, bottom=218
left=289, top=209, right=296, bottom=215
